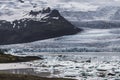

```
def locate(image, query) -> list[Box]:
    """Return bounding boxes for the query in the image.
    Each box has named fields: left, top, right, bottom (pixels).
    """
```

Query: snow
left=0, top=0, right=44, bottom=21
left=52, top=17, right=59, bottom=20
left=0, top=0, right=120, bottom=79
left=0, top=0, right=120, bottom=21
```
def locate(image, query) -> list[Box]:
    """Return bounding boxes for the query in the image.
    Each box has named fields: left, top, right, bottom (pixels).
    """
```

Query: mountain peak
left=0, top=9, right=81, bottom=45
left=49, top=9, right=61, bottom=17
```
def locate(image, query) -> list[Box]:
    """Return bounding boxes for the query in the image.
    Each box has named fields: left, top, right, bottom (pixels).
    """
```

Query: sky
left=0, top=0, right=120, bottom=21
left=1, top=0, right=120, bottom=13
left=45, top=0, right=120, bottom=11
left=1, top=0, right=120, bottom=11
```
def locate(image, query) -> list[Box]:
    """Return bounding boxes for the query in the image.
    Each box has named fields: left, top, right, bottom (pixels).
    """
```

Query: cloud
left=52, top=0, right=120, bottom=11
left=28, top=0, right=120, bottom=11
left=56, top=0, right=120, bottom=6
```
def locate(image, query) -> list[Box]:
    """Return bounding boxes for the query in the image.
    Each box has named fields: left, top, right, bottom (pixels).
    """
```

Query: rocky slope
left=0, top=9, right=81, bottom=45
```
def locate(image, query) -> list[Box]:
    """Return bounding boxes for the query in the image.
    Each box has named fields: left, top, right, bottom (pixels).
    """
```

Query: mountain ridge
left=0, top=9, right=81, bottom=45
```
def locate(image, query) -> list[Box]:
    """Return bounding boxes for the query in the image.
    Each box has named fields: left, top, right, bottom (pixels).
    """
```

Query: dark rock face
left=18, top=0, right=24, bottom=3
left=0, top=9, right=81, bottom=45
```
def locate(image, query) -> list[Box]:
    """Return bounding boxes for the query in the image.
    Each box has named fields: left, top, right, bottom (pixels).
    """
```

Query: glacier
left=0, top=0, right=120, bottom=80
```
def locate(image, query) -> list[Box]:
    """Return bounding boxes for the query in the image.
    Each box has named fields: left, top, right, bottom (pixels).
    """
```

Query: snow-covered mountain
left=1, top=0, right=120, bottom=52
left=0, top=9, right=81, bottom=45
left=61, top=6, right=120, bottom=21
left=0, top=0, right=49, bottom=21
left=1, top=0, right=120, bottom=21
left=0, top=0, right=96, bottom=21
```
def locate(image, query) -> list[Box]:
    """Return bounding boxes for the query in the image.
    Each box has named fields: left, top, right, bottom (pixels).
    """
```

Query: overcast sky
left=2, top=0, right=120, bottom=11
left=57, top=0, right=120, bottom=6
left=46, top=0, right=120, bottom=11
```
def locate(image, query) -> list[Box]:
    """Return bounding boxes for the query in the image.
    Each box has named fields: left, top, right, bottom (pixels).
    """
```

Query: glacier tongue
left=1, top=28, right=120, bottom=52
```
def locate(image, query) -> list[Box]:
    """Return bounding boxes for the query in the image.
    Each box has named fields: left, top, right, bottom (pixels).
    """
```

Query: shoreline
left=0, top=63, right=75, bottom=80
left=0, top=68, right=51, bottom=77
left=0, top=51, right=41, bottom=63
left=0, top=52, right=75, bottom=80
left=0, top=72, right=75, bottom=80
left=0, top=63, right=32, bottom=70
left=0, top=51, right=120, bottom=80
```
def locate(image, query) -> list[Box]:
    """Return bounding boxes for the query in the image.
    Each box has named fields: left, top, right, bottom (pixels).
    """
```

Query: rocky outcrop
left=0, top=9, right=81, bottom=45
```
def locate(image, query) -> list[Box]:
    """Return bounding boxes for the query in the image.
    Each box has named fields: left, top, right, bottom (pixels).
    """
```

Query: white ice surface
left=22, top=54, right=120, bottom=80
left=1, top=28, right=120, bottom=52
